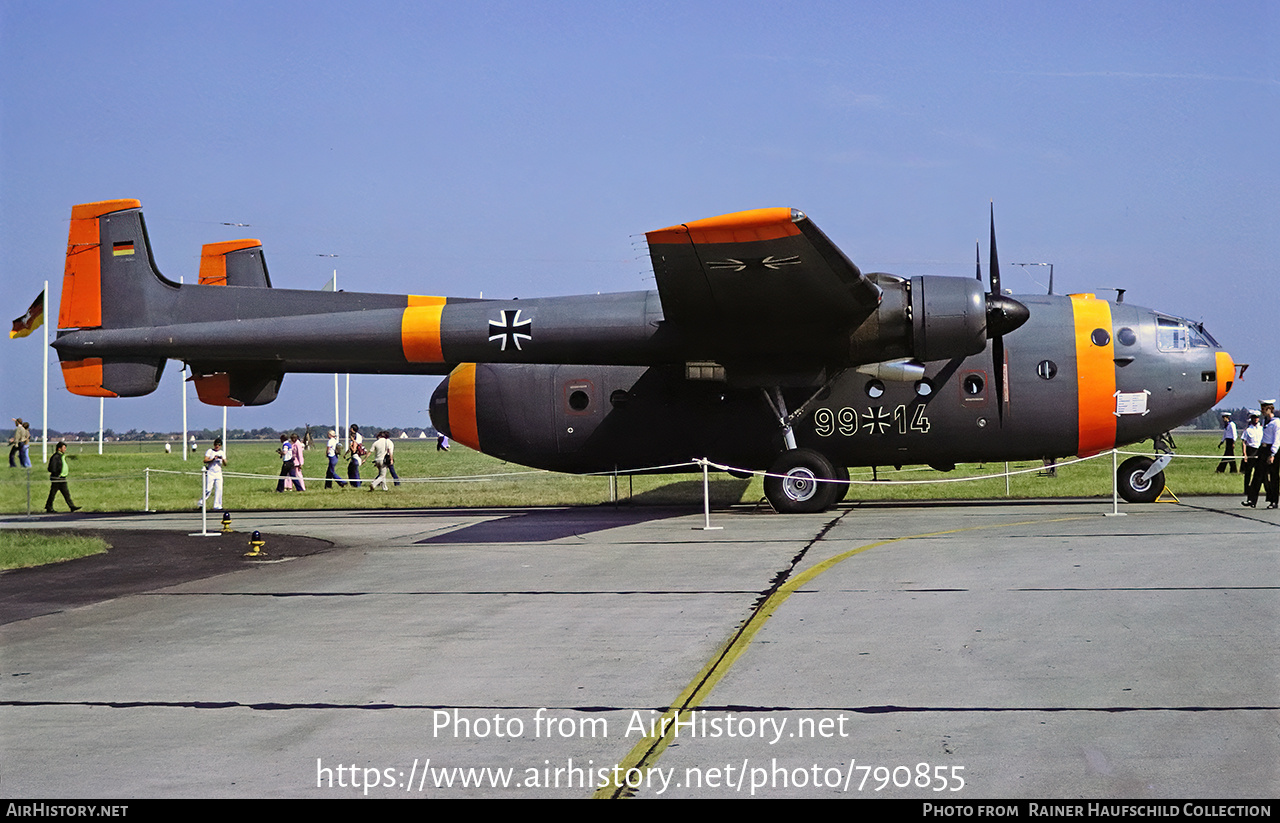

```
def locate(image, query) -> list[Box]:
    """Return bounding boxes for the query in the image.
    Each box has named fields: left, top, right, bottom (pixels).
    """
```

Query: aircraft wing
left=645, top=208, right=883, bottom=339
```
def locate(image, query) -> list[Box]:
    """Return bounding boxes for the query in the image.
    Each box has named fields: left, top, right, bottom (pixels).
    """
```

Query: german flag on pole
left=10, top=290, right=45, bottom=339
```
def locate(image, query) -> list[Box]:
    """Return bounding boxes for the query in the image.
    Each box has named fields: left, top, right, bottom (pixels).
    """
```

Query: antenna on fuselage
left=1012, top=262, right=1054, bottom=295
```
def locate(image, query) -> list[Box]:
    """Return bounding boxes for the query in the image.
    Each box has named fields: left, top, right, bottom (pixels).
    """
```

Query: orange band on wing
left=1071, top=294, right=1116, bottom=456
left=447, top=363, right=480, bottom=450
left=60, top=358, right=118, bottom=398
left=401, top=295, right=447, bottom=363
left=646, top=207, right=800, bottom=246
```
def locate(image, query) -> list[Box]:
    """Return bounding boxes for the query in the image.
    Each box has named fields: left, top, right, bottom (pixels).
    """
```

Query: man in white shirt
left=324, top=429, right=346, bottom=488
left=200, top=438, right=227, bottom=509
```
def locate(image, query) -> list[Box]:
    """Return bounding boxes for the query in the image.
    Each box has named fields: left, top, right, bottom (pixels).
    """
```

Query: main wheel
left=832, top=465, right=850, bottom=504
left=1117, top=455, right=1165, bottom=503
left=764, top=448, right=840, bottom=513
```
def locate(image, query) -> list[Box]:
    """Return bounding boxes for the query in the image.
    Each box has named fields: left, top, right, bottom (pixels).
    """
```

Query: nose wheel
left=1117, top=455, right=1166, bottom=503
left=764, top=448, right=842, bottom=513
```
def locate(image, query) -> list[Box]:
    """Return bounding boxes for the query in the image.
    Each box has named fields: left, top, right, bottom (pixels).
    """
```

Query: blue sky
left=2, top=1, right=1276, bottom=435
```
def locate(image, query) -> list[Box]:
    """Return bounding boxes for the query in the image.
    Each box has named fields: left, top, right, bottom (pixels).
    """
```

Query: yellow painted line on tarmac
left=593, top=514, right=1089, bottom=799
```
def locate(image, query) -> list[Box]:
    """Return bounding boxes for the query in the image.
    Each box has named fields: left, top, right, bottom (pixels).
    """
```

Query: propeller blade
left=988, top=202, right=1001, bottom=297
left=976, top=240, right=982, bottom=281
left=986, top=202, right=1018, bottom=425
left=993, top=334, right=1007, bottom=425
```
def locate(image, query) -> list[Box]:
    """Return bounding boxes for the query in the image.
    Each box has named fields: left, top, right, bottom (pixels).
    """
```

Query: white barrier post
left=697, top=459, right=723, bottom=531
left=189, top=467, right=220, bottom=537
left=1105, top=448, right=1126, bottom=517
left=144, top=468, right=150, bottom=512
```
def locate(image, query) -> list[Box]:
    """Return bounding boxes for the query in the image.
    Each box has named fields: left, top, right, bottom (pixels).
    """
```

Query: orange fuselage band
left=1071, top=294, right=1116, bottom=456
left=447, top=363, right=480, bottom=451
left=401, top=295, right=447, bottom=363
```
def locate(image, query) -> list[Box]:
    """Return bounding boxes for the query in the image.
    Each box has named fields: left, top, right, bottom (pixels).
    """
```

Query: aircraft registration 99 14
left=52, top=200, right=1235, bottom=512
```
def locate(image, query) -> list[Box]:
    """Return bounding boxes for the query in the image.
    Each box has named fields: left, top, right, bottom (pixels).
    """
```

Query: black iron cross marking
left=705, top=255, right=801, bottom=273
left=861, top=406, right=891, bottom=435
left=488, top=309, right=532, bottom=352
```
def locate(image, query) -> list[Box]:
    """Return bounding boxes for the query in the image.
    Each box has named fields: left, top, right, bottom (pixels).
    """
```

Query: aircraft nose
left=986, top=294, right=1030, bottom=338
left=1215, top=350, right=1236, bottom=404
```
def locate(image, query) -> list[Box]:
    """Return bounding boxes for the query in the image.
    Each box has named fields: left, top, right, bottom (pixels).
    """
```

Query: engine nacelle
left=849, top=275, right=1027, bottom=368
left=909, top=275, right=989, bottom=362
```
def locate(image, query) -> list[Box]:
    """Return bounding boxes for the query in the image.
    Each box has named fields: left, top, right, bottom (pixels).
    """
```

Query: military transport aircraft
left=53, top=199, right=1235, bottom=512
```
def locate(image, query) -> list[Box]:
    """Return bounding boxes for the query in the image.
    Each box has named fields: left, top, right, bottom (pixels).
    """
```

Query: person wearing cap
left=324, top=429, right=346, bottom=488
left=1243, top=400, right=1278, bottom=508
left=1241, top=410, right=1262, bottom=495
left=1216, top=412, right=1238, bottom=473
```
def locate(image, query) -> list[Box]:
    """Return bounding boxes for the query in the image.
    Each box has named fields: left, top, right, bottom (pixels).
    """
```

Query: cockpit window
left=1186, top=325, right=1212, bottom=348
left=1156, top=317, right=1187, bottom=351
left=1194, top=323, right=1218, bottom=348
left=1155, top=315, right=1214, bottom=350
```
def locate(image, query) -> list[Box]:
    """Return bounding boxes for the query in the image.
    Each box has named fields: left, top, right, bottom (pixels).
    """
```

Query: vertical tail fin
left=58, top=199, right=170, bottom=397
left=198, top=240, right=271, bottom=288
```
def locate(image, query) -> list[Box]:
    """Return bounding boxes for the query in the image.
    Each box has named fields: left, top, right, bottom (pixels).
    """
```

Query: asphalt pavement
left=1, top=497, right=1276, bottom=798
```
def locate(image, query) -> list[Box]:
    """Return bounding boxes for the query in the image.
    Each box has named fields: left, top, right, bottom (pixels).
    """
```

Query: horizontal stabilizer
left=191, top=368, right=284, bottom=406
left=59, top=356, right=165, bottom=398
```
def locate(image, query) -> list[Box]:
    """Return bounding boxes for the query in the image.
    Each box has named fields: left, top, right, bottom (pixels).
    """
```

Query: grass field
left=0, top=530, right=110, bottom=569
left=0, top=432, right=1246, bottom=515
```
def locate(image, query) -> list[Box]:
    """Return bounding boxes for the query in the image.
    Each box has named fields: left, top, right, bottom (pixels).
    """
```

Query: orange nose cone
left=1215, top=351, right=1236, bottom=403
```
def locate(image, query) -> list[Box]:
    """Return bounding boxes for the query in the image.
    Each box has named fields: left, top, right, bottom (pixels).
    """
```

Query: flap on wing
left=645, top=208, right=881, bottom=330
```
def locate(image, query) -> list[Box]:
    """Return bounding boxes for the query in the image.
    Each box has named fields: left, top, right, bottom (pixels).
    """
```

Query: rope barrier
left=1, top=442, right=1252, bottom=522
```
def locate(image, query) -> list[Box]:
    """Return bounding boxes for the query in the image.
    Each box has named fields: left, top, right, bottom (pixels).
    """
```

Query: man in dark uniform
left=1216, top=412, right=1238, bottom=473
left=45, top=441, right=80, bottom=513
left=1243, top=401, right=1278, bottom=508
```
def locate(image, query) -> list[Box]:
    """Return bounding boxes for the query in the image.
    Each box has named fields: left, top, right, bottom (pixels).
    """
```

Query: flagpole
left=42, top=281, right=48, bottom=464
left=182, top=362, right=188, bottom=460
left=180, top=276, right=187, bottom=460
left=331, top=270, right=340, bottom=437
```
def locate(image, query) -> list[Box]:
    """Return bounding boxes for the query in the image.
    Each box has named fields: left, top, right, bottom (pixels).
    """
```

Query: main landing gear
left=759, top=387, right=848, bottom=513
left=1116, top=455, right=1167, bottom=503
left=763, top=448, right=847, bottom=513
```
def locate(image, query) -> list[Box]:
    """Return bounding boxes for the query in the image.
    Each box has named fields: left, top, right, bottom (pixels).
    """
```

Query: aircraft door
left=554, top=369, right=603, bottom=453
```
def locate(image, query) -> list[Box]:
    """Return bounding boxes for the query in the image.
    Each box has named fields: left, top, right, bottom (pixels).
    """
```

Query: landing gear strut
left=759, top=387, right=846, bottom=513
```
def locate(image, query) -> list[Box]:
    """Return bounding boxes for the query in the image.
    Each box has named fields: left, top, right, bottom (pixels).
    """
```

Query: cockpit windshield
left=1156, top=315, right=1215, bottom=351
